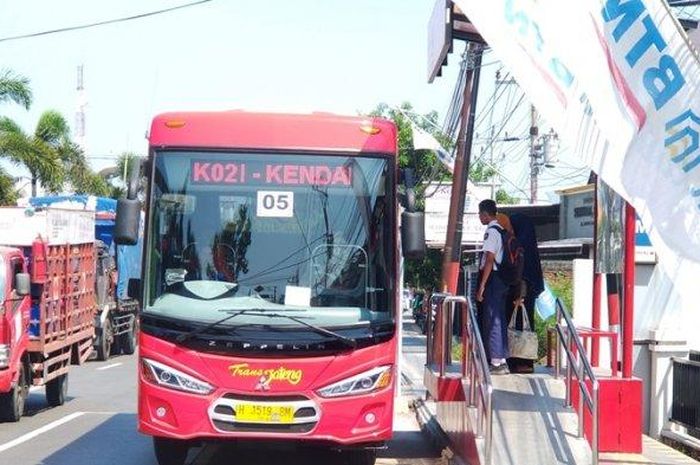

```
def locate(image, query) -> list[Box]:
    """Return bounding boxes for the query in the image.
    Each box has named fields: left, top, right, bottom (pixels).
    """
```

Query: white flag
left=411, top=123, right=455, bottom=174
left=454, top=0, right=700, bottom=335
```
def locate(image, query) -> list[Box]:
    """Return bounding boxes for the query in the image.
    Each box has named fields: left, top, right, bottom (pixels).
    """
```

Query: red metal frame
left=622, top=203, right=635, bottom=379
left=570, top=326, right=619, bottom=377
left=140, top=111, right=400, bottom=446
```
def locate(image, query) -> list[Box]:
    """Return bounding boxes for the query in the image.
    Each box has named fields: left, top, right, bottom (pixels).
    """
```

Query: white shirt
left=480, top=220, right=503, bottom=270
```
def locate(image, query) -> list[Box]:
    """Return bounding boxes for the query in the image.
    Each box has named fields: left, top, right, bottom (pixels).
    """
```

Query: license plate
left=236, top=404, right=295, bottom=424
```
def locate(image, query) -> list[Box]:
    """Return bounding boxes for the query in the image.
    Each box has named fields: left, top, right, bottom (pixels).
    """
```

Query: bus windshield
left=146, top=151, right=395, bottom=328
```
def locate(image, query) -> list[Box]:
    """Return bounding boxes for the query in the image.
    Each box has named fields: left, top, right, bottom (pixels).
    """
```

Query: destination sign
left=191, top=161, right=353, bottom=186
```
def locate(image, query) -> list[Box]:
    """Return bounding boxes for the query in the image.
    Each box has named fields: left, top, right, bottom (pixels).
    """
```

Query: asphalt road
left=0, top=316, right=438, bottom=465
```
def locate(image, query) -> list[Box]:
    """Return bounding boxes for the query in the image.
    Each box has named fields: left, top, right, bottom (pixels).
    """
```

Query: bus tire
left=46, top=374, right=68, bottom=407
left=96, top=320, right=112, bottom=361
left=119, top=321, right=137, bottom=355
left=153, top=437, right=189, bottom=465
left=0, top=364, right=28, bottom=422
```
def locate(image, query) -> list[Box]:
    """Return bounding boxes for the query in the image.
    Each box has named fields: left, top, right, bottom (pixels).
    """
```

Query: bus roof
left=149, top=111, right=397, bottom=155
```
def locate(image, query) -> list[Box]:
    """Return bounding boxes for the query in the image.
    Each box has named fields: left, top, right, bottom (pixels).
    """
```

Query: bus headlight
left=141, top=358, right=214, bottom=395
left=0, top=344, right=9, bottom=369
left=317, top=365, right=392, bottom=398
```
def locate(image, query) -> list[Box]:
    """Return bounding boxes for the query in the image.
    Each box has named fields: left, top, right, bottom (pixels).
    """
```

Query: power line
left=0, top=0, right=213, bottom=43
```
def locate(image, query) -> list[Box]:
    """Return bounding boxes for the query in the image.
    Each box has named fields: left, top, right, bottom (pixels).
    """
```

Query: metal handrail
left=426, top=292, right=450, bottom=371
left=555, top=298, right=599, bottom=465
left=445, top=296, right=495, bottom=465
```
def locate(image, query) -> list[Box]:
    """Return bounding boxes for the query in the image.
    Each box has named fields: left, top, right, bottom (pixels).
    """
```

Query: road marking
left=0, top=411, right=85, bottom=453
left=96, top=362, right=123, bottom=371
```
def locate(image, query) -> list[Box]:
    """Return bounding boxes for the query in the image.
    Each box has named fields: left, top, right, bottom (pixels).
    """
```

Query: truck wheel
left=342, top=449, right=376, bottom=465
left=119, top=323, right=137, bottom=355
left=46, top=374, right=68, bottom=407
left=0, top=365, right=28, bottom=422
left=96, top=320, right=112, bottom=361
left=153, top=437, right=189, bottom=465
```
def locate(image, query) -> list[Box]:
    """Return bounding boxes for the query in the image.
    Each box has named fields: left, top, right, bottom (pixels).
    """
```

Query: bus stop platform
left=411, top=368, right=700, bottom=465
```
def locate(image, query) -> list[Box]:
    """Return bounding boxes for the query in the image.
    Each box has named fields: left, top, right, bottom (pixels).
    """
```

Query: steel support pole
left=441, top=44, right=483, bottom=294
left=591, top=177, right=601, bottom=366
left=623, top=202, right=635, bottom=378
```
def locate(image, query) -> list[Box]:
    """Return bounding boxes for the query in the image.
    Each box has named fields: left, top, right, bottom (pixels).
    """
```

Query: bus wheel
left=153, top=437, right=189, bottom=465
left=0, top=364, right=28, bottom=422
left=119, top=321, right=137, bottom=355
left=46, top=374, right=68, bottom=407
left=96, top=320, right=112, bottom=361
left=342, top=449, right=376, bottom=465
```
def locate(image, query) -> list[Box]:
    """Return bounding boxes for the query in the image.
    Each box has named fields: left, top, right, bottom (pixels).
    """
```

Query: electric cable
left=0, top=0, right=213, bottom=43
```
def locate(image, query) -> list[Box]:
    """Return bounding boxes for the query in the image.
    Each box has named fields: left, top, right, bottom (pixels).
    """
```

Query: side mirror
left=401, top=211, right=426, bottom=260
left=15, top=273, right=30, bottom=296
left=115, top=198, right=141, bottom=245
left=127, top=278, right=142, bottom=301
left=126, top=157, right=142, bottom=200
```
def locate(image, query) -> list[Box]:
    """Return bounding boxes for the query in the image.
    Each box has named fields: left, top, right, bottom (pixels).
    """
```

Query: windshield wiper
left=174, top=307, right=306, bottom=343
left=221, top=309, right=357, bottom=350
left=175, top=309, right=253, bottom=343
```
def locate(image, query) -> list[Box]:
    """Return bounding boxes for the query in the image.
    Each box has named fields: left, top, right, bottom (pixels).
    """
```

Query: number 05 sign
left=256, top=191, right=294, bottom=218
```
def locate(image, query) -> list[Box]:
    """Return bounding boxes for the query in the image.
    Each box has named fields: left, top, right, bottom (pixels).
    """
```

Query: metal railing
left=425, top=292, right=451, bottom=371
left=671, top=357, right=700, bottom=433
left=427, top=294, right=493, bottom=465
left=555, top=298, right=599, bottom=465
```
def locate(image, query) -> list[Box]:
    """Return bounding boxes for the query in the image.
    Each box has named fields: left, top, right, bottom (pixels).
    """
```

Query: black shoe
left=489, top=364, right=510, bottom=375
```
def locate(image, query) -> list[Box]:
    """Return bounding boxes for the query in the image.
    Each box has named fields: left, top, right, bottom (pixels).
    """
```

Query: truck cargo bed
left=27, top=243, right=96, bottom=373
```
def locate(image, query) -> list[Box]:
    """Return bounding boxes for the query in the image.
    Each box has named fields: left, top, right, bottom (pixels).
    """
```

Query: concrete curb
left=410, top=397, right=458, bottom=465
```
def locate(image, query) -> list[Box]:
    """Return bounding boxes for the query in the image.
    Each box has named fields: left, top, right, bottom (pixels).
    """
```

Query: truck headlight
left=141, top=358, right=214, bottom=395
left=0, top=344, right=9, bottom=369
left=317, top=365, right=392, bottom=398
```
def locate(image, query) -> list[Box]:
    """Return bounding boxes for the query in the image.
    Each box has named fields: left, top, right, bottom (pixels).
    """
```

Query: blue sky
left=0, top=0, right=586, bottom=201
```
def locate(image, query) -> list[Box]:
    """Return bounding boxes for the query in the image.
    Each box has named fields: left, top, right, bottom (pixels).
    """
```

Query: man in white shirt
left=476, top=199, right=509, bottom=375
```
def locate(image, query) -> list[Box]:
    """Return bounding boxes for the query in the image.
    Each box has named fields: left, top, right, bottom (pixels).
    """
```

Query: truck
left=0, top=206, right=97, bottom=421
left=114, top=111, right=425, bottom=465
left=28, top=196, right=143, bottom=361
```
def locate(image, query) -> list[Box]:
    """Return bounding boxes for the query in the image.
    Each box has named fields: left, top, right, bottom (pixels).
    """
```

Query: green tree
left=368, top=102, right=452, bottom=202
left=58, top=141, right=110, bottom=196
left=0, top=167, right=18, bottom=205
left=0, top=69, right=33, bottom=204
left=0, top=111, right=67, bottom=196
left=0, top=69, right=32, bottom=109
left=469, top=160, right=519, bottom=204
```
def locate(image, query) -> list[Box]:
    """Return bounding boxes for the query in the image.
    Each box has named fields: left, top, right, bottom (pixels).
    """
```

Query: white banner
left=455, top=1, right=700, bottom=279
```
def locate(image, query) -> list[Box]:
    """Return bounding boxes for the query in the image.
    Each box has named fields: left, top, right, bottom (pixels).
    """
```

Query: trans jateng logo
left=228, top=363, right=303, bottom=387
left=602, top=1, right=700, bottom=206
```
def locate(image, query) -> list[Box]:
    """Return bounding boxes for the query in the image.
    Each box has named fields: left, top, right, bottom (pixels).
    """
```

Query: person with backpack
left=477, top=199, right=524, bottom=375
left=507, top=213, right=545, bottom=373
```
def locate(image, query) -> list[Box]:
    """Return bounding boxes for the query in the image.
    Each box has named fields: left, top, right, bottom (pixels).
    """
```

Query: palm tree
left=0, top=69, right=32, bottom=110
left=0, top=69, right=32, bottom=204
left=0, top=111, right=66, bottom=196
left=58, top=141, right=109, bottom=196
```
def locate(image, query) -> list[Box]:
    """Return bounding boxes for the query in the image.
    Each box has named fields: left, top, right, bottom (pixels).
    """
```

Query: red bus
left=115, top=111, right=424, bottom=465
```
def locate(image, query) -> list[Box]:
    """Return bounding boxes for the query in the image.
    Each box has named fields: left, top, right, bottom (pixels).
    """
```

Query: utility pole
left=440, top=43, right=483, bottom=294
left=529, top=105, right=539, bottom=204
left=489, top=124, right=497, bottom=200
left=75, top=65, right=87, bottom=153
